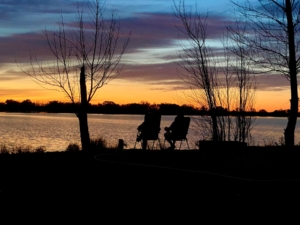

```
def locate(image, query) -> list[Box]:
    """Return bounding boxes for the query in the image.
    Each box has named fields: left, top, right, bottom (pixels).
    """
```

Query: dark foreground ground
left=0, top=147, right=300, bottom=222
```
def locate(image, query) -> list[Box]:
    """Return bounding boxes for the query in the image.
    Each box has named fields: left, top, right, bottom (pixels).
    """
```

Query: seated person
left=136, top=111, right=160, bottom=150
left=164, top=113, right=184, bottom=150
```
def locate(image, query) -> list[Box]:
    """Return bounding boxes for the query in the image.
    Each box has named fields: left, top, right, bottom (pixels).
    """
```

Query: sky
left=0, top=0, right=294, bottom=112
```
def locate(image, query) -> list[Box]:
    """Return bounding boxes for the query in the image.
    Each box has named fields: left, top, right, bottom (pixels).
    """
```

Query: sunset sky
left=0, top=0, right=293, bottom=112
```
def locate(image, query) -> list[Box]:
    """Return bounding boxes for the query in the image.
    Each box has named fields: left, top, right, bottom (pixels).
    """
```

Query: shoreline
left=0, top=111, right=296, bottom=117
left=0, top=148, right=299, bottom=219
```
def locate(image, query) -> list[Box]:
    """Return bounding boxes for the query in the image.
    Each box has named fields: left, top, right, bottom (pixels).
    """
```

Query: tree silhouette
left=22, top=0, right=130, bottom=150
left=229, top=0, right=300, bottom=147
left=173, top=0, right=256, bottom=143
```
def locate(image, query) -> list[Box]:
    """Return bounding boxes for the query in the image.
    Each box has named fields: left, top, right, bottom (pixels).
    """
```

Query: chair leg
left=179, top=140, right=183, bottom=150
left=139, top=139, right=162, bottom=150
left=186, top=139, right=190, bottom=150
left=177, top=139, right=190, bottom=150
left=142, top=140, right=147, bottom=150
left=151, top=139, right=160, bottom=150
left=158, top=138, right=162, bottom=150
left=134, top=130, right=140, bottom=149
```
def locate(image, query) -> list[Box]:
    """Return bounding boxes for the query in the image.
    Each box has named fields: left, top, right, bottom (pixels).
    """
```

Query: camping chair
left=134, top=113, right=161, bottom=150
left=164, top=117, right=190, bottom=150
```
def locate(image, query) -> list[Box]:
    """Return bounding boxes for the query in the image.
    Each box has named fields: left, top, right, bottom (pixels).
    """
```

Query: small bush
left=66, top=143, right=81, bottom=152
left=34, top=146, right=46, bottom=153
left=12, top=145, right=32, bottom=154
left=90, top=137, right=107, bottom=151
left=0, top=144, right=46, bottom=154
left=263, top=136, right=285, bottom=147
left=0, top=144, right=10, bottom=155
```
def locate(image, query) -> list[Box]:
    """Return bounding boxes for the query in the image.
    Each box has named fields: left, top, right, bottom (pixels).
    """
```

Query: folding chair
left=163, top=117, right=190, bottom=150
left=134, top=113, right=161, bottom=150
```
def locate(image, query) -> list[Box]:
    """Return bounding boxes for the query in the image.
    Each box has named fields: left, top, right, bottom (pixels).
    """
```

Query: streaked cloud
left=0, top=0, right=294, bottom=111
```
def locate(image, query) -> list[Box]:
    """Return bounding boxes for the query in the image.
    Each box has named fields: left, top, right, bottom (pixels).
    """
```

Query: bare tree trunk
left=210, top=109, right=219, bottom=141
left=284, top=0, right=298, bottom=147
left=23, top=1, right=130, bottom=151
left=229, top=0, right=299, bottom=146
left=79, top=66, right=90, bottom=150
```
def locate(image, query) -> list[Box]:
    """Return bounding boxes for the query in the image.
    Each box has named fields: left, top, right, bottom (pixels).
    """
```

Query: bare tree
left=22, top=0, right=130, bottom=150
left=173, top=0, right=221, bottom=141
left=229, top=0, right=300, bottom=147
left=173, top=0, right=256, bottom=143
left=224, top=23, right=257, bottom=143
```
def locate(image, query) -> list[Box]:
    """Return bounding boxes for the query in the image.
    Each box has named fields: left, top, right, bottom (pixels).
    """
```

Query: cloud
left=0, top=70, right=26, bottom=81
left=0, top=5, right=230, bottom=63
left=2, top=1, right=288, bottom=97
left=0, top=32, right=50, bottom=64
left=148, top=84, right=190, bottom=92
left=0, top=1, right=79, bottom=36
left=118, top=62, right=179, bottom=81
left=0, top=0, right=78, bottom=17
left=121, top=12, right=229, bottom=52
left=256, top=74, right=290, bottom=91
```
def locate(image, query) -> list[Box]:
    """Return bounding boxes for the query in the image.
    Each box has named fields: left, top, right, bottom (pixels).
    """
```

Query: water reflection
left=0, top=113, right=298, bottom=151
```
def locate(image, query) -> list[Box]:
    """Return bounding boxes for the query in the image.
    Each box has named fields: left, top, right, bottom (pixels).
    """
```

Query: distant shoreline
left=0, top=99, right=291, bottom=116
left=0, top=110, right=293, bottom=117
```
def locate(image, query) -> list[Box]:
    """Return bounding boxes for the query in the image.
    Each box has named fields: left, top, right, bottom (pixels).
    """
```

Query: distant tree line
left=0, top=99, right=293, bottom=117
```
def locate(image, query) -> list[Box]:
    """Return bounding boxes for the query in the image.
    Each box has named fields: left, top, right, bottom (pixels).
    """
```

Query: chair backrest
left=172, top=117, right=190, bottom=140
left=143, top=113, right=161, bottom=140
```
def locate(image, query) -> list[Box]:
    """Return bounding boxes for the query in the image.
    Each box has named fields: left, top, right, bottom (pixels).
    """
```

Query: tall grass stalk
left=0, top=144, right=46, bottom=154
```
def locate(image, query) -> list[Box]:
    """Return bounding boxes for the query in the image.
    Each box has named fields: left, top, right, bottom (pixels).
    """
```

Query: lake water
left=0, top=112, right=299, bottom=152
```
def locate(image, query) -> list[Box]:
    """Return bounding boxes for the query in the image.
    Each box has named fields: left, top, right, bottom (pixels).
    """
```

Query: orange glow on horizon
left=0, top=78, right=292, bottom=112
left=0, top=87, right=292, bottom=112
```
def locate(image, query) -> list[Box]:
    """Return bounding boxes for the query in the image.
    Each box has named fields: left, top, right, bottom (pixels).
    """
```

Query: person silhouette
left=136, top=111, right=160, bottom=150
left=164, top=113, right=184, bottom=150
left=136, top=112, right=153, bottom=150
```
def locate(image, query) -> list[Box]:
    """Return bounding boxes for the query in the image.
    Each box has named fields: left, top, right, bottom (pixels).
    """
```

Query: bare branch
left=22, top=0, right=130, bottom=105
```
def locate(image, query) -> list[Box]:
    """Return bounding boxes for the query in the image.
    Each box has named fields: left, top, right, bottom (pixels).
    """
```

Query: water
left=0, top=112, right=299, bottom=151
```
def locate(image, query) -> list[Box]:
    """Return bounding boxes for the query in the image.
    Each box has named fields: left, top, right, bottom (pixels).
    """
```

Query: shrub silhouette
left=66, top=143, right=81, bottom=152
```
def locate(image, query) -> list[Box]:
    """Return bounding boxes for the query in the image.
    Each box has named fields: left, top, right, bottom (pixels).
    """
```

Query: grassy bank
left=0, top=144, right=299, bottom=221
